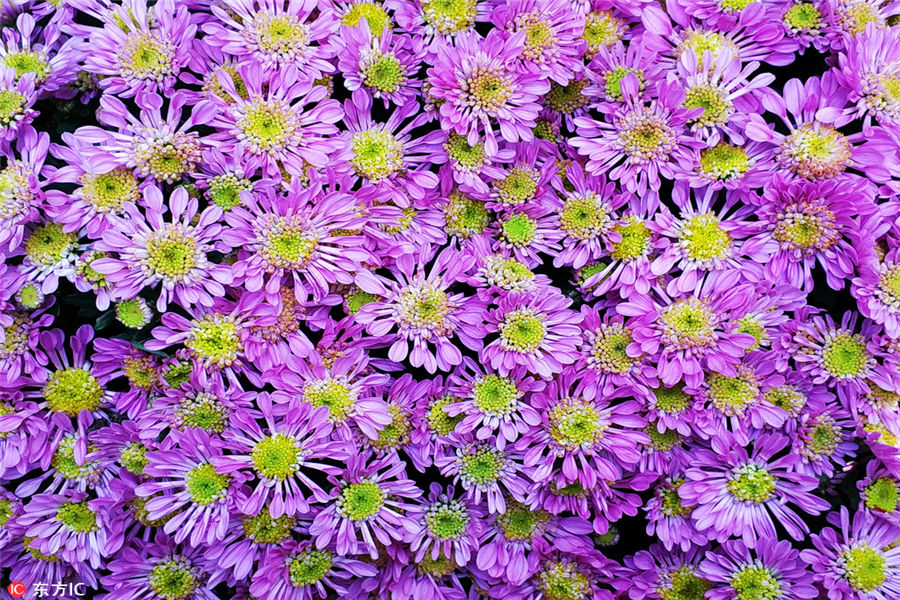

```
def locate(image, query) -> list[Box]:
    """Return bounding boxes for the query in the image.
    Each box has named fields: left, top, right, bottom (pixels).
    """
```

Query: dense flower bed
left=2, top=1, right=900, bottom=599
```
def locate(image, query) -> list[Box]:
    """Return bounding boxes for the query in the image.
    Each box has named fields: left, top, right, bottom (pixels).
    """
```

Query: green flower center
left=589, top=324, right=635, bottom=374
left=659, top=479, right=691, bottom=517
left=305, top=378, right=354, bottom=422
left=773, top=202, right=838, bottom=253
left=240, top=99, right=298, bottom=153
left=351, top=129, right=404, bottom=182
left=418, top=552, right=457, bottom=577
left=781, top=123, right=851, bottom=179
left=421, top=0, right=477, bottom=34
left=720, top=0, right=753, bottom=11
left=822, top=332, right=869, bottom=378
left=539, top=561, right=590, bottom=600
left=681, top=213, right=731, bottom=263
left=145, top=228, right=198, bottom=280
left=342, top=2, right=391, bottom=34
left=499, top=309, right=545, bottom=353
left=879, top=264, right=900, bottom=302
left=186, top=315, right=242, bottom=367
left=660, top=566, right=712, bottom=600
left=57, top=501, right=98, bottom=532
left=482, top=255, right=535, bottom=291
left=44, top=368, right=103, bottom=416
left=619, top=111, right=675, bottom=160
left=80, top=169, right=139, bottom=213
left=241, top=511, right=296, bottom=544
left=77, top=252, right=108, bottom=290
left=116, top=299, right=151, bottom=329
left=445, top=133, right=486, bottom=169
left=473, top=374, right=519, bottom=416
left=842, top=544, right=886, bottom=592
left=175, top=393, right=229, bottom=433
left=337, top=481, right=386, bottom=521
left=804, top=420, right=840, bottom=458
left=52, top=437, right=101, bottom=482
left=134, top=134, right=200, bottom=182
left=0, top=90, right=26, bottom=125
left=252, top=433, right=300, bottom=480
left=865, top=477, right=898, bottom=512
left=497, top=502, right=550, bottom=541
left=444, top=191, right=490, bottom=238
left=583, top=11, right=625, bottom=55
left=647, top=424, right=680, bottom=451
left=289, top=549, right=333, bottom=587
left=467, top=68, right=512, bottom=111
left=653, top=385, right=690, bottom=414
left=727, top=463, right=776, bottom=504
left=730, top=566, right=780, bottom=600
left=203, top=63, right=247, bottom=103
left=0, top=498, right=14, bottom=526
left=346, top=290, right=378, bottom=315
left=24, top=537, right=60, bottom=562
left=533, top=119, right=557, bottom=142
left=699, top=143, right=750, bottom=180
left=185, top=463, right=230, bottom=505
left=784, top=3, right=822, bottom=30
left=261, top=221, right=319, bottom=269
left=545, top=80, right=588, bottom=115
left=425, top=499, right=469, bottom=539
left=560, top=194, right=608, bottom=240
left=707, top=369, right=759, bottom=416
left=678, top=30, right=738, bottom=63
left=124, top=354, right=156, bottom=389
left=684, top=85, right=733, bottom=127
left=397, top=284, right=451, bottom=332
left=764, top=385, right=806, bottom=416
left=611, top=217, right=651, bottom=261
left=500, top=213, right=538, bottom=246
left=495, top=167, right=538, bottom=205
left=5, top=51, right=50, bottom=82
left=363, top=52, right=403, bottom=92
left=736, top=315, right=766, bottom=351
left=16, top=285, right=42, bottom=309
left=838, top=2, right=881, bottom=35
left=254, top=13, right=310, bottom=56
left=207, top=174, right=251, bottom=210
left=163, top=361, right=193, bottom=388
left=372, top=405, right=411, bottom=449
left=660, top=298, right=715, bottom=348
left=549, top=397, right=606, bottom=450
left=149, top=557, right=201, bottom=600
left=25, top=223, right=76, bottom=267
left=603, top=66, right=642, bottom=101
left=120, top=34, right=172, bottom=80
left=120, top=442, right=149, bottom=475
left=459, top=445, right=505, bottom=485
left=428, top=395, right=464, bottom=436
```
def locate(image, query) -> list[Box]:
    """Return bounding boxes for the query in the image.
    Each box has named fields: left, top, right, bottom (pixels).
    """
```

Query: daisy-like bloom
left=310, top=452, right=420, bottom=558
left=546, top=163, right=625, bottom=270
left=0, top=12, right=82, bottom=98
left=620, top=271, right=757, bottom=387
left=0, top=374, right=50, bottom=481
left=858, top=461, right=900, bottom=522
left=15, top=219, right=83, bottom=295
left=517, top=369, right=647, bottom=490
left=621, top=545, right=711, bottom=600
left=444, top=358, right=543, bottom=449
left=0, top=534, right=99, bottom=598
left=490, top=0, right=587, bottom=85
left=82, top=0, right=195, bottom=100
left=355, top=248, right=485, bottom=373
left=428, top=29, right=550, bottom=156
left=222, top=184, right=369, bottom=305
left=680, top=432, right=829, bottom=547
left=0, top=125, right=49, bottom=253
left=331, top=0, right=395, bottom=35
left=404, top=483, right=485, bottom=567
left=249, top=538, right=377, bottom=600
left=17, top=490, right=122, bottom=570
left=76, top=92, right=205, bottom=185
left=191, top=147, right=275, bottom=213
left=204, top=0, right=336, bottom=76
left=572, top=76, right=703, bottom=195
left=336, top=20, right=423, bottom=107
left=407, top=377, right=465, bottom=469
left=801, top=507, right=900, bottom=600
left=136, top=429, right=246, bottom=547
left=674, top=47, right=775, bottom=146
left=476, top=500, right=593, bottom=585
left=701, top=537, right=817, bottom=600
left=202, top=63, right=343, bottom=178
left=269, top=348, right=391, bottom=440
left=836, top=24, right=900, bottom=131
left=650, top=183, right=765, bottom=294
left=92, top=186, right=232, bottom=311
left=824, top=0, right=900, bottom=46
left=481, top=287, right=583, bottom=378
left=491, top=550, right=615, bottom=600
left=683, top=139, right=772, bottom=192
left=434, top=133, right=514, bottom=193
left=0, top=66, right=36, bottom=143
left=435, top=438, right=531, bottom=514
left=792, top=402, right=857, bottom=477
left=644, top=475, right=710, bottom=551
left=489, top=202, right=563, bottom=269
left=576, top=308, right=658, bottom=398
left=45, top=135, right=145, bottom=239
left=586, top=38, right=664, bottom=105
left=212, top=397, right=348, bottom=518
left=101, top=535, right=220, bottom=600
left=480, top=141, right=555, bottom=210
left=854, top=245, right=900, bottom=338
left=387, top=0, right=492, bottom=47
left=337, top=88, right=440, bottom=206
left=792, top=312, right=885, bottom=397
left=778, top=0, right=828, bottom=52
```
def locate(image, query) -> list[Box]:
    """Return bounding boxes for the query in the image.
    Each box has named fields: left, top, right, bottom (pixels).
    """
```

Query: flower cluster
left=2, top=1, right=900, bottom=600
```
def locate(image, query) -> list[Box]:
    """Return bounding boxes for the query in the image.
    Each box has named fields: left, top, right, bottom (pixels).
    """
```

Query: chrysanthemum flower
left=204, top=0, right=337, bottom=76
left=680, top=432, right=829, bottom=547
left=853, top=245, right=900, bottom=338
left=82, top=0, right=195, bottom=100
left=249, top=538, right=377, bottom=600
left=0, top=66, right=36, bottom=143
left=792, top=402, right=857, bottom=477
left=836, top=23, right=900, bottom=131
left=489, top=202, right=564, bottom=268
left=572, top=76, right=703, bottom=195
left=211, top=397, right=348, bottom=518
left=93, top=186, right=232, bottom=311
left=481, top=287, right=583, bottom=377
left=701, top=537, right=817, bottom=600
left=586, top=38, right=663, bottom=105
left=0, top=534, right=99, bottom=597
left=403, top=482, right=485, bottom=568
left=643, top=474, right=710, bottom=551
left=428, top=29, right=550, bottom=156
left=388, top=0, right=492, bottom=47
left=858, top=461, right=900, bottom=521
left=0, top=125, right=49, bottom=253
left=0, top=374, right=49, bottom=481
left=202, top=63, right=343, bottom=177
left=310, top=452, right=420, bottom=557
left=0, top=12, right=82, bottom=98
left=15, top=219, right=83, bottom=295
left=621, top=545, right=711, bottom=600
left=683, top=138, right=773, bottom=191
left=435, top=438, right=531, bottom=513
left=575, top=308, right=657, bottom=398
left=801, top=507, right=900, bottom=600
